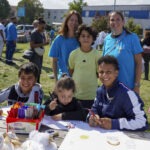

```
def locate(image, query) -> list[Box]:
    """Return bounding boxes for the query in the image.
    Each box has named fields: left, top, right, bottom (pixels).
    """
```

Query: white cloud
left=7, top=0, right=150, bottom=9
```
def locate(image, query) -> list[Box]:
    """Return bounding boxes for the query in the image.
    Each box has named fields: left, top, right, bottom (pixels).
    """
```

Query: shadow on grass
left=42, top=66, right=53, bottom=73
left=0, top=58, right=20, bottom=69
left=13, top=57, right=25, bottom=62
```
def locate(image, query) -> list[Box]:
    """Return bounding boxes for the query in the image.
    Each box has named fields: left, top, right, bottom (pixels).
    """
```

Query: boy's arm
left=68, top=51, right=75, bottom=76
left=87, top=89, right=101, bottom=122
left=112, top=91, right=148, bottom=131
left=0, top=87, right=11, bottom=103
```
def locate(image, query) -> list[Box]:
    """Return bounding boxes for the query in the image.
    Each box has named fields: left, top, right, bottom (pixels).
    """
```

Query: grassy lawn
left=0, top=43, right=150, bottom=130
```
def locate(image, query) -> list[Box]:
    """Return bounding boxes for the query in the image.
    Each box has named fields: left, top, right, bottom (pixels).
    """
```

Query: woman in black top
left=141, top=32, right=150, bottom=80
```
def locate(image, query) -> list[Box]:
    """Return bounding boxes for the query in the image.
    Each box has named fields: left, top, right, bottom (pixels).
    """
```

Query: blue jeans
left=6, top=41, right=16, bottom=61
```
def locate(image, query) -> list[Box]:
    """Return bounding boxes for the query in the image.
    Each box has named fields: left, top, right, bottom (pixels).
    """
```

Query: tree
left=18, top=0, right=44, bottom=24
left=125, top=18, right=142, bottom=36
left=68, top=0, right=87, bottom=15
left=91, top=16, right=108, bottom=32
left=0, top=0, right=11, bottom=19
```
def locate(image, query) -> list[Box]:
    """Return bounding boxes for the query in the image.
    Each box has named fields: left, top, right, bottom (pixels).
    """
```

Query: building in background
left=10, top=4, right=150, bottom=31
left=43, top=9, right=68, bottom=26
left=82, top=5, right=150, bottom=30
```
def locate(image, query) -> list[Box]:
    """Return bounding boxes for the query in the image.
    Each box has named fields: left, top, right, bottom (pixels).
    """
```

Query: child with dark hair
left=44, top=76, right=86, bottom=121
left=69, top=24, right=101, bottom=109
left=87, top=55, right=148, bottom=131
left=0, top=62, right=43, bottom=105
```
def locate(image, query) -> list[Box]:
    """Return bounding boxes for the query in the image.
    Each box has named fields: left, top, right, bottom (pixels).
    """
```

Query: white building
left=82, top=5, right=150, bottom=29
left=43, top=9, right=68, bottom=25
left=43, top=5, right=150, bottom=30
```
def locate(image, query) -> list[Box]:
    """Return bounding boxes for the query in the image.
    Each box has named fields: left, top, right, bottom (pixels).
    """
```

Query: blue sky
left=8, top=0, right=150, bottom=9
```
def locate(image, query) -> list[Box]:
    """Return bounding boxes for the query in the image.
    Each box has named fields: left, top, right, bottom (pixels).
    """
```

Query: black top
left=8, top=85, right=29, bottom=105
left=141, top=37, right=150, bottom=46
left=44, top=93, right=87, bottom=121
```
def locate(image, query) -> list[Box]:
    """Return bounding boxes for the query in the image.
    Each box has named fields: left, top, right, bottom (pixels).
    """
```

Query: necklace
left=106, top=92, right=114, bottom=102
left=105, top=32, right=125, bottom=55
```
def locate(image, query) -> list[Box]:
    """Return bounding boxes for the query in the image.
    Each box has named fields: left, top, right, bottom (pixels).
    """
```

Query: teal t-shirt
left=103, top=30, right=143, bottom=89
left=49, top=35, right=79, bottom=79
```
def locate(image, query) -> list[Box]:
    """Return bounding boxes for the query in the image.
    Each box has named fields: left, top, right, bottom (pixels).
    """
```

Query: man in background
left=0, top=19, right=6, bottom=59
left=5, top=16, right=17, bottom=65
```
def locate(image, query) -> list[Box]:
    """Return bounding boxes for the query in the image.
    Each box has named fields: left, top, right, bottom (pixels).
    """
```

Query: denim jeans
left=6, top=41, right=16, bottom=62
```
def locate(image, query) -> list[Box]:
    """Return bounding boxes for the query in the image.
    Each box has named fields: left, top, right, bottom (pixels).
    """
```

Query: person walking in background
left=49, top=11, right=82, bottom=82
left=87, top=55, right=148, bottom=131
left=103, top=11, right=143, bottom=94
left=69, top=24, right=101, bottom=109
left=5, top=16, right=17, bottom=65
left=92, top=30, right=108, bottom=50
left=49, top=27, right=55, bottom=44
left=141, top=32, right=150, bottom=80
left=30, top=18, right=49, bottom=83
left=0, top=19, right=6, bottom=59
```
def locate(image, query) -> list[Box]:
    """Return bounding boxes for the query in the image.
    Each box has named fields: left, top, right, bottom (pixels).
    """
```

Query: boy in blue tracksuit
left=87, top=55, right=148, bottom=131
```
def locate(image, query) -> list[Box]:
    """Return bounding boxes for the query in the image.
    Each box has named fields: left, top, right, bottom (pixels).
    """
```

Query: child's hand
left=98, top=117, right=112, bottom=129
left=89, top=114, right=100, bottom=127
left=51, top=113, right=62, bottom=120
left=49, top=99, right=58, bottom=110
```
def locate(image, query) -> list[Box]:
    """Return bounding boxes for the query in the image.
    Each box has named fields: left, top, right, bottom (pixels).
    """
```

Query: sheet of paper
left=41, top=115, right=94, bottom=130
left=58, top=128, right=150, bottom=150
left=41, top=115, right=69, bottom=130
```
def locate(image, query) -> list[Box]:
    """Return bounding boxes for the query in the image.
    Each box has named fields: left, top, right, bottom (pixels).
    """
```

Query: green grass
left=0, top=43, right=55, bottom=100
left=0, top=43, right=150, bottom=130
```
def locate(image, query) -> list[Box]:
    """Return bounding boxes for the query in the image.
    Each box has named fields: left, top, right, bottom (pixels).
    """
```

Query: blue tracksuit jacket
left=88, top=80, right=148, bottom=131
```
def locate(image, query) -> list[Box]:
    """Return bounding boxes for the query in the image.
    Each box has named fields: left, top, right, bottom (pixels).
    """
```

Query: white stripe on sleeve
left=119, top=91, right=147, bottom=130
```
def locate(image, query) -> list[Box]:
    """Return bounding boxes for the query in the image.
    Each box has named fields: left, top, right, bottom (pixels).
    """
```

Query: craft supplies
left=6, top=102, right=45, bottom=134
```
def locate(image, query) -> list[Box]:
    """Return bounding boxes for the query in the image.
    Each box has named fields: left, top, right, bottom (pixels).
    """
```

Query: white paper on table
left=41, top=115, right=96, bottom=131
left=58, top=128, right=150, bottom=150
left=41, top=115, right=69, bottom=130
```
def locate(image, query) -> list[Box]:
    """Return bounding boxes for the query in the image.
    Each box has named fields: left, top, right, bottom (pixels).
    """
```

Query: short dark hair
left=55, top=77, right=76, bottom=93
left=18, top=62, right=39, bottom=79
left=98, top=55, right=119, bottom=70
left=38, top=18, right=46, bottom=24
left=76, top=24, right=98, bottom=45
left=10, top=16, right=16, bottom=20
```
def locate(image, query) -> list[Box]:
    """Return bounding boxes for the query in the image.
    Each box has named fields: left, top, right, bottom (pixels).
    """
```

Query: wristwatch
left=134, top=82, right=140, bottom=88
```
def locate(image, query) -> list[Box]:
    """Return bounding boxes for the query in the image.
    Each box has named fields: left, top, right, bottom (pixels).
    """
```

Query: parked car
left=17, top=24, right=34, bottom=43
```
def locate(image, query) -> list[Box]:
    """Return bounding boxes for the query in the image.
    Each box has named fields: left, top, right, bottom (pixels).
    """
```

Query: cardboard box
left=6, top=110, right=44, bottom=134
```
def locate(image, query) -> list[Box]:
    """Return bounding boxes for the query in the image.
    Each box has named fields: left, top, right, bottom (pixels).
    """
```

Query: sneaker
left=6, top=60, right=16, bottom=65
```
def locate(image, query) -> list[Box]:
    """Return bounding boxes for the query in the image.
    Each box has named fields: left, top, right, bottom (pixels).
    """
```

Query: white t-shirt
left=92, top=31, right=107, bottom=49
left=0, top=23, right=5, bottom=41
